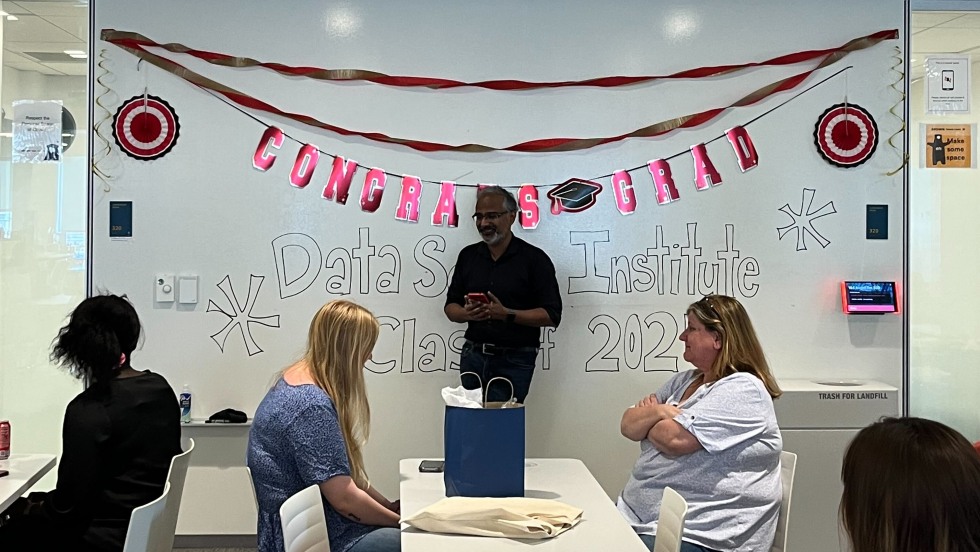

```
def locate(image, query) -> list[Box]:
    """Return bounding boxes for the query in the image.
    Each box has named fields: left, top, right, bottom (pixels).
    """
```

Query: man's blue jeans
left=459, top=339, right=538, bottom=403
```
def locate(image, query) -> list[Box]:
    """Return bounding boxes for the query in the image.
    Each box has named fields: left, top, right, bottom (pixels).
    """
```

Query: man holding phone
left=444, top=186, right=562, bottom=403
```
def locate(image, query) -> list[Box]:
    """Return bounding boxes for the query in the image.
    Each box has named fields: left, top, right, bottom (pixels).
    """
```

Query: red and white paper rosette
left=112, top=95, right=180, bottom=160
left=813, top=103, right=878, bottom=168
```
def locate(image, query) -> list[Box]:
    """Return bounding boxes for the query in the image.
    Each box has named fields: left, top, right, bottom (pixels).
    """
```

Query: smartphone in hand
left=465, top=292, right=490, bottom=304
left=419, top=460, right=445, bottom=473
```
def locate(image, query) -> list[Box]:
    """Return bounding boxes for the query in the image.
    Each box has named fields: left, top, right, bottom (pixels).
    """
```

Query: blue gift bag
left=443, top=403, right=525, bottom=497
left=443, top=377, right=525, bottom=497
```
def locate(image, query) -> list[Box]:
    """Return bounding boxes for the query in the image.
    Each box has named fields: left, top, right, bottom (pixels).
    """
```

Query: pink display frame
left=840, top=281, right=900, bottom=314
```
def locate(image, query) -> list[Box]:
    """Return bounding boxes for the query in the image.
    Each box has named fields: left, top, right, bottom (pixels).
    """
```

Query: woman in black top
left=0, top=294, right=182, bottom=551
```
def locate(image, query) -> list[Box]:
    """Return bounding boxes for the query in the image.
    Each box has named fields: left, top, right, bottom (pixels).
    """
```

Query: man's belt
left=467, top=340, right=538, bottom=356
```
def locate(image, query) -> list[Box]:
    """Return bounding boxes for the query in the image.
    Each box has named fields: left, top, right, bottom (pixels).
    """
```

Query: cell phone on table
left=0, top=470, right=8, bottom=478
left=419, top=460, right=444, bottom=473
left=465, top=292, right=490, bottom=304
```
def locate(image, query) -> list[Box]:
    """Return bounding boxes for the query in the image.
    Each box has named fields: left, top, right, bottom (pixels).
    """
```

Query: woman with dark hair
left=617, top=295, right=782, bottom=552
left=841, top=417, right=980, bottom=552
left=0, top=294, right=181, bottom=551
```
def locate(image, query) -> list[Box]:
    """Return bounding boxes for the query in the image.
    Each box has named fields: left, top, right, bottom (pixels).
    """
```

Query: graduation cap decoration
left=547, top=178, right=603, bottom=215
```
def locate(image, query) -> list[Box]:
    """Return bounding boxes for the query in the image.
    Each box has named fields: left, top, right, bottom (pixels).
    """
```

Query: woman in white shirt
left=618, top=295, right=783, bottom=552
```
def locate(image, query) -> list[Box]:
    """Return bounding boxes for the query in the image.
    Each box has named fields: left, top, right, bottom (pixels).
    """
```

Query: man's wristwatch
left=506, top=309, right=517, bottom=323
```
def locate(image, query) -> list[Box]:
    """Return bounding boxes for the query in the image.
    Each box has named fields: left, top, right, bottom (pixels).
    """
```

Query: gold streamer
left=100, top=29, right=897, bottom=91
left=102, top=30, right=893, bottom=154
left=885, top=45, right=908, bottom=177
left=93, top=48, right=117, bottom=191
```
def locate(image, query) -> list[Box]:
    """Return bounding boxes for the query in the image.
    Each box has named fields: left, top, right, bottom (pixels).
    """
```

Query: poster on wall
left=920, top=124, right=976, bottom=169
left=11, top=100, right=63, bottom=163
left=925, top=55, right=971, bottom=114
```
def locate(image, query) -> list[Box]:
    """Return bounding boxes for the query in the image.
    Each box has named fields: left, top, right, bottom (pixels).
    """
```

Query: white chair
left=122, top=437, right=197, bottom=552
left=166, top=437, right=195, bottom=511
left=654, top=486, right=688, bottom=552
left=280, top=484, right=331, bottom=552
left=151, top=437, right=195, bottom=552
left=246, top=465, right=259, bottom=507
left=122, top=483, right=170, bottom=552
left=771, top=450, right=798, bottom=552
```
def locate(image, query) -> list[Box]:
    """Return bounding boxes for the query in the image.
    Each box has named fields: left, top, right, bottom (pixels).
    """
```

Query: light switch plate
left=178, top=275, right=199, bottom=304
left=155, top=274, right=175, bottom=302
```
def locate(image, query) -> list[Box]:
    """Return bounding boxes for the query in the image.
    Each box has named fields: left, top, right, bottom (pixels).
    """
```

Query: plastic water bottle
left=179, top=385, right=192, bottom=423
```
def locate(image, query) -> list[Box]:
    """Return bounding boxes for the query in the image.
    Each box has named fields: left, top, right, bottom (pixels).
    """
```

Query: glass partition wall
left=909, top=9, right=980, bottom=440
left=0, top=0, right=89, bottom=474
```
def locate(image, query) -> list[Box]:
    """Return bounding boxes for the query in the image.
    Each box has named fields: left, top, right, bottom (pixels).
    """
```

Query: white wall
left=90, top=0, right=905, bottom=539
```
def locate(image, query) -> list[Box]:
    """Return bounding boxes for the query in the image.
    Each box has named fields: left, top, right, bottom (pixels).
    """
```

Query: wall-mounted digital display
left=841, top=281, right=899, bottom=314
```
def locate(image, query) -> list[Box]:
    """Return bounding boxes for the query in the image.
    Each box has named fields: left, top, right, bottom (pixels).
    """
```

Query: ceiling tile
left=912, top=26, right=980, bottom=52
left=22, top=50, right=83, bottom=63
left=912, top=13, right=968, bottom=29
left=42, top=61, right=85, bottom=76
left=2, top=14, right=81, bottom=42
left=43, top=14, right=86, bottom=40
left=2, top=49, right=35, bottom=63
left=10, top=1, right=87, bottom=17
left=3, top=59, right=44, bottom=71
left=4, top=40, right=86, bottom=51
left=1, top=1, right=34, bottom=16
left=929, top=12, right=980, bottom=27
left=5, top=59, right=58, bottom=75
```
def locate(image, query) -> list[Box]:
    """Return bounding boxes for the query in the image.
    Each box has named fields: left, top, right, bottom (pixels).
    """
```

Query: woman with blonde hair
left=841, top=417, right=980, bottom=552
left=618, top=295, right=782, bottom=552
left=248, top=300, right=399, bottom=552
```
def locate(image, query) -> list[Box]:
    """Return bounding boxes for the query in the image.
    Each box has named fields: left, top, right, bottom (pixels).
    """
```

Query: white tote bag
left=403, top=496, right=583, bottom=539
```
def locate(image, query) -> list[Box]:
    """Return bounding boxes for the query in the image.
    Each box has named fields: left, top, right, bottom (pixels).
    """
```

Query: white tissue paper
left=442, top=385, right=483, bottom=408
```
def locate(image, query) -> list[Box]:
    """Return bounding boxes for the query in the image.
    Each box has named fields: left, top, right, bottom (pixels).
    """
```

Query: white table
left=0, top=454, right=57, bottom=513
left=399, top=458, right=648, bottom=551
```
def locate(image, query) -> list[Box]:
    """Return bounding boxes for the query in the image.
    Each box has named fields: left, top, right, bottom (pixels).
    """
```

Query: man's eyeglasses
left=472, top=211, right=509, bottom=222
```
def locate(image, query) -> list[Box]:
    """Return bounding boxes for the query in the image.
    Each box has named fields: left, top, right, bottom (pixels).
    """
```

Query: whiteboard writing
left=585, top=312, right=680, bottom=373
left=365, top=317, right=558, bottom=374
left=270, top=224, right=762, bottom=302
left=568, top=223, right=761, bottom=297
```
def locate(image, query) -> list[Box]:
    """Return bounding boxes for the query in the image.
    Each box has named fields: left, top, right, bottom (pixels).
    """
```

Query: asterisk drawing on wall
left=776, top=188, right=837, bottom=252
left=206, top=274, right=281, bottom=356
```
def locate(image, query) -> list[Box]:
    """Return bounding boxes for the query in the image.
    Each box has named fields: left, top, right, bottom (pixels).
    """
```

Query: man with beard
left=444, top=186, right=562, bottom=403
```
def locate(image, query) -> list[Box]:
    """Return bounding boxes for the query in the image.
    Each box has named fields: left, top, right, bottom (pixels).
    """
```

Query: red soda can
left=0, top=420, right=9, bottom=460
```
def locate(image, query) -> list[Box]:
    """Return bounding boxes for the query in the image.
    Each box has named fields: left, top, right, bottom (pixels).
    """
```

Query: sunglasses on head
left=698, top=295, right=721, bottom=318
